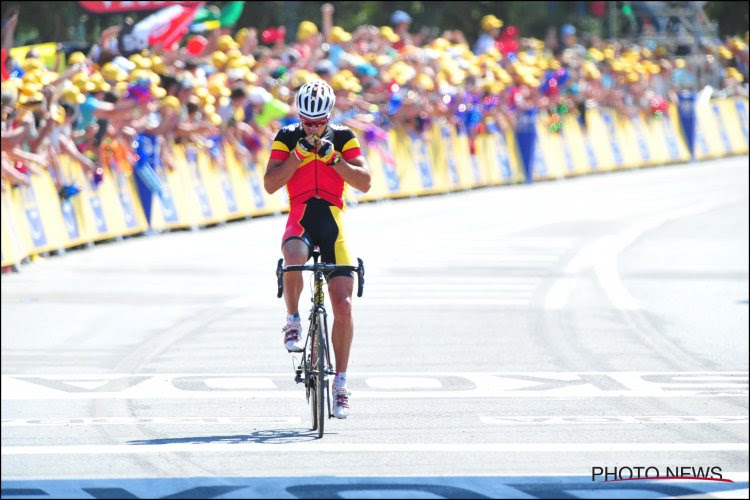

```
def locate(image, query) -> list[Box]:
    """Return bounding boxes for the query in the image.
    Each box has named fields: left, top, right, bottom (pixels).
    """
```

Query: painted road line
left=479, top=416, right=749, bottom=425
left=11, top=414, right=732, bottom=428
left=2, top=442, right=747, bottom=456
left=366, top=377, right=443, bottom=389
left=203, top=378, right=276, bottom=389
left=224, top=297, right=532, bottom=308
left=545, top=201, right=724, bottom=311
left=2, top=372, right=746, bottom=400
left=353, top=298, right=531, bottom=306
left=367, top=283, right=538, bottom=290
left=1, top=416, right=303, bottom=427
left=367, top=285, right=534, bottom=299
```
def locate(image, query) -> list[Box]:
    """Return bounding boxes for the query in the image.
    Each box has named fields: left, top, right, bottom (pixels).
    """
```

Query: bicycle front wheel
left=314, top=315, right=326, bottom=438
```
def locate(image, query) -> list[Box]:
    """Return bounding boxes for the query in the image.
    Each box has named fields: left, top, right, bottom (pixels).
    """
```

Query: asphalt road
left=2, top=156, right=748, bottom=499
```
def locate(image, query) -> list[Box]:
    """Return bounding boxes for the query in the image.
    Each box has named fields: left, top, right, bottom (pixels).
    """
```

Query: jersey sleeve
left=269, top=128, right=294, bottom=161
left=339, top=128, right=363, bottom=161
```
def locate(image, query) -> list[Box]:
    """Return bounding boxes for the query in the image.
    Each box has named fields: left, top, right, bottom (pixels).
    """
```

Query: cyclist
left=264, top=79, right=371, bottom=419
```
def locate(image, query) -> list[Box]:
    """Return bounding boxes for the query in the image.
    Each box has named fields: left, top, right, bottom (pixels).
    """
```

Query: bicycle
left=276, top=248, right=365, bottom=438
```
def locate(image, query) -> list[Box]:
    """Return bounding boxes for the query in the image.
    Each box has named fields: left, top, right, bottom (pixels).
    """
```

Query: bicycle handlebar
left=276, top=258, right=365, bottom=298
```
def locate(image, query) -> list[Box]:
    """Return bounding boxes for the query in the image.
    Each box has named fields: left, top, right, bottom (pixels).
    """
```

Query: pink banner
left=78, top=1, right=201, bottom=14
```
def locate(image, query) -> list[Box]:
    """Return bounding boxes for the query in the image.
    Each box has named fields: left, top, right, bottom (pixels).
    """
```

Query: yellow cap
left=235, top=27, right=249, bottom=46
left=151, top=55, right=167, bottom=74
left=208, top=81, right=231, bottom=98
left=217, top=34, right=239, bottom=51
left=415, top=73, right=435, bottom=91
left=431, top=37, right=451, bottom=51
left=297, top=20, right=318, bottom=42
left=212, top=50, right=228, bottom=68
left=18, top=92, right=44, bottom=105
left=113, top=81, right=128, bottom=97
left=60, top=85, right=85, bottom=104
left=101, top=62, right=128, bottom=82
left=380, top=26, right=399, bottom=44
left=718, top=46, right=733, bottom=60
left=68, top=52, right=87, bottom=65
left=22, top=58, right=44, bottom=72
left=587, top=48, right=604, bottom=62
left=161, top=95, right=181, bottom=111
left=129, top=53, right=152, bottom=69
left=72, top=72, right=95, bottom=93
left=726, top=67, right=744, bottom=83
left=151, top=86, right=166, bottom=99
left=244, top=70, right=258, bottom=83
left=331, top=26, right=352, bottom=44
left=481, top=14, right=503, bottom=32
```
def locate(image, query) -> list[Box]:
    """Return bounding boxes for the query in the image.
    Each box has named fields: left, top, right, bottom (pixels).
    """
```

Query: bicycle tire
left=315, top=314, right=326, bottom=438
left=310, top=377, right=318, bottom=431
left=308, top=320, right=318, bottom=432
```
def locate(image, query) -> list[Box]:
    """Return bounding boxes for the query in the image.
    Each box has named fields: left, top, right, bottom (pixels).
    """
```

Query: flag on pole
left=119, top=2, right=203, bottom=54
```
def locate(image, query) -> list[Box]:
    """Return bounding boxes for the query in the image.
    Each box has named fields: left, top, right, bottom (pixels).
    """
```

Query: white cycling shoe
left=332, top=386, right=350, bottom=419
left=283, top=324, right=304, bottom=352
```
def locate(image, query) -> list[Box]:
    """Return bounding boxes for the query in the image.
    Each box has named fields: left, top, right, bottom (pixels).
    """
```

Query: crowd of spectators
left=1, top=3, right=748, bottom=193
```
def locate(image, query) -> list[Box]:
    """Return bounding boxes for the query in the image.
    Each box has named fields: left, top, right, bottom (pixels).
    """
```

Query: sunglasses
left=301, top=118, right=328, bottom=127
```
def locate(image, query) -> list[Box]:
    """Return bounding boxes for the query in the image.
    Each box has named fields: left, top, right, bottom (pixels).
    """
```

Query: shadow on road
left=126, top=428, right=319, bottom=446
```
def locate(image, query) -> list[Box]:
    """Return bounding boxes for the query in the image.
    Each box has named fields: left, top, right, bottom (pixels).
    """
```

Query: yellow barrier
left=3, top=98, right=748, bottom=269
left=1, top=188, right=33, bottom=268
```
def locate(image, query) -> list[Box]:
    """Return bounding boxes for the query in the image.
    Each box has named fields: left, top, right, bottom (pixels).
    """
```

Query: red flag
left=120, top=3, right=203, bottom=53
left=1, top=49, right=8, bottom=81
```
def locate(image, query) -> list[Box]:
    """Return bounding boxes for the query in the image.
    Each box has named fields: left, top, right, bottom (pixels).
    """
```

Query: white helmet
left=296, top=79, right=335, bottom=120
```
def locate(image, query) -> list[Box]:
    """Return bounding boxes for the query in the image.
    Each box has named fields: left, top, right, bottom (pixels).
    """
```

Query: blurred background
left=2, top=1, right=749, bottom=47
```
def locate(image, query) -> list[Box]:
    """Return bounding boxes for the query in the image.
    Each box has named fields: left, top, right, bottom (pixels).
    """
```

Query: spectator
left=474, top=15, right=503, bottom=55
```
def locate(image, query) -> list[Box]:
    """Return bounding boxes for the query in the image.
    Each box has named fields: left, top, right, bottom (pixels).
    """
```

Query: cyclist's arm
left=263, top=154, right=301, bottom=194
left=330, top=154, right=371, bottom=193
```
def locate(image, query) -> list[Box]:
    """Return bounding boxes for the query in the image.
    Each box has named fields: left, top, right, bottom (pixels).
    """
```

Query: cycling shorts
left=282, top=198, right=354, bottom=279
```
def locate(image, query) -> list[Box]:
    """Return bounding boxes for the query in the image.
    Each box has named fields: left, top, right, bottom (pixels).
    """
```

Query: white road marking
left=225, top=296, right=533, bottom=308
left=356, top=298, right=531, bottom=306
left=544, top=202, right=723, bottom=310
left=366, top=377, right=443, bottom=389
left=368, top=283, right=537, bottom=290
left=1, top=416, right=302, bottom=427
left=2, top=372, right=746, bottom=400
left=367, top=285, right=534, bottom=299
left=479, top=415, right=750, bottom=425
left=367, top=276, right=541, bottom=282
left=203, top=378, right=276, bottom=389
left=2, top=442, right=747, bottom=456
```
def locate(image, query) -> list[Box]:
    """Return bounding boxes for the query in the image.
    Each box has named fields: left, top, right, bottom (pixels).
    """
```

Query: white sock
left=334, top=371, right=347, bottom=388
left=287, top=313, right=300, bottom=325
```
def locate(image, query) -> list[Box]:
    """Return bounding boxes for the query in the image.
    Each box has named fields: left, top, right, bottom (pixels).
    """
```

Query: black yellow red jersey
left=269, top=122, right=363, bottom=209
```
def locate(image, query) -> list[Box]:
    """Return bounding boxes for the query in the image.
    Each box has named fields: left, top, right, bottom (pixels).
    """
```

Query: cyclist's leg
left=320, top=203, right=355, bottom=374
left=281, top=203, right=312, bottom=316
left=281, top=238, right=310, bottom=314
left=328, top=276, right=354, bottom=373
